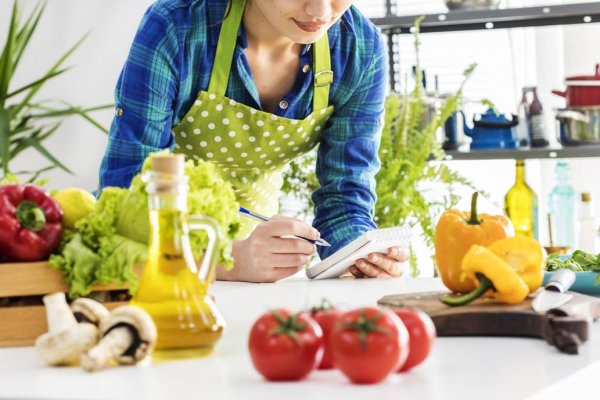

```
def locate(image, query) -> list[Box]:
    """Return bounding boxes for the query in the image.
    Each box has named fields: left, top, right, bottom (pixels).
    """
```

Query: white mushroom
left=80, top=305, right=157, bottom=372
left=70, top=297, right=109, bottom=326
left=35, top=292, right=98, bottom=366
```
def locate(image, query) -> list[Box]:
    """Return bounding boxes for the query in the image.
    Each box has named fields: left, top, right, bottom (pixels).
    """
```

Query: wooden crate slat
left=0, top=302, right=126, bottom=347
left=0, top=262, right=131, bottom=297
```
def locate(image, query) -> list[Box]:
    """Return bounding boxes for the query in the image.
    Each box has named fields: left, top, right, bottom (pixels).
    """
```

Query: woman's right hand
left=216, top=216, right=320, bottom=283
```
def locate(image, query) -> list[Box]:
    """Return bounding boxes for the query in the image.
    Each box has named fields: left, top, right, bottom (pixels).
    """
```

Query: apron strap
left=208, top=0, right=246, bottom=95
left=208, top=0, right=333, bottom=111
left=312, top=34, right=332, bottom=112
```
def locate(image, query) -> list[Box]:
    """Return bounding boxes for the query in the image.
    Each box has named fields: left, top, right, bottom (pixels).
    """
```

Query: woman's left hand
left=349, top=247, right=408, bottom=278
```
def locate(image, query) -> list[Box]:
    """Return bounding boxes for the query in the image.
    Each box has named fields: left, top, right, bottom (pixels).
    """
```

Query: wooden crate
left=0, top=262, right=131, bottom=347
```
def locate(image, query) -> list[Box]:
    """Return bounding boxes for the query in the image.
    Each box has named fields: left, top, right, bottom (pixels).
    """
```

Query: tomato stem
left=269, top=311, right=307, bottom=343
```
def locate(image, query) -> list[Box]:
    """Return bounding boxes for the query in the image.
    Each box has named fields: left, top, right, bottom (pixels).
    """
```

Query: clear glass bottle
left=578, top=192, right=596, bottom=253
left=505, top=160, right=539, bottom=238
left=131, top=154, right=225, bottom=360
left=547, top=160, right=576, bottom=249
left=516, top=87, right=530, bottom=147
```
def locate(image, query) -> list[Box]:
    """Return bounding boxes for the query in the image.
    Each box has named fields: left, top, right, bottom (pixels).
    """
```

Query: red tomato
left=309, top=301, right=343, bottom=369
left=392, top=308, right=436, bottom=372
left=248, top=309, right=323, bottom=381
left=330, top=307, right=409, bottom=384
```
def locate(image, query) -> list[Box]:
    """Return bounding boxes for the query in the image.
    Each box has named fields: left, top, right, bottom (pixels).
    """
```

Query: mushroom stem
left=80, top=327, right=134, bottom=372
left=43, top=292, right=78, bottom=332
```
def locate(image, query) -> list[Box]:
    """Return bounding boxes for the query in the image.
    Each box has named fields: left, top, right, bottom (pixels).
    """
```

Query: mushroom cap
left=70, top=298, right=110, bottom=326
left=35, top=323, right=98, bottom=366
left=100, top=305, right=157, bottom=364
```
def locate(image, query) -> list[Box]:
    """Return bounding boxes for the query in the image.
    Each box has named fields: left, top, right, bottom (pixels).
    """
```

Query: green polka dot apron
left=172, top=0, right=334, bottom=239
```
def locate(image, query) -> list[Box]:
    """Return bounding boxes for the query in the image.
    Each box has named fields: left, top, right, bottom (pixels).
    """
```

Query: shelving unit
left=444, top=145, right=600, bottom=161
left=371, top=2, right=600, bottom=161
left=372, top=2, right=600, bottom=33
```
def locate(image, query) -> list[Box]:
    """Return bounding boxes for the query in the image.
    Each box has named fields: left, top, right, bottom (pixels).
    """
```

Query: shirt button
left=115, top=107, right=123, bottom=117
left=302, top=64, right=311, bottom=73
left=279, top=100, right=289, bottom=110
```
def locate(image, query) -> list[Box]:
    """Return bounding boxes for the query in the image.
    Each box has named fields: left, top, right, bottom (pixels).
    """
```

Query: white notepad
left=305, top=227, right=411, bottom=280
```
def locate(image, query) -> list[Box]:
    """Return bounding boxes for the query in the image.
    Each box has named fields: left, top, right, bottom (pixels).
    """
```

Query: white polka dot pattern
left=172, top=90, right=334, bottom=239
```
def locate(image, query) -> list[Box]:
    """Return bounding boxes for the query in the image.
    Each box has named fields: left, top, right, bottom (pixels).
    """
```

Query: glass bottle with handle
left=131, top=153, right=225, bottom=360
left=505, top=159, right=539, bottom=239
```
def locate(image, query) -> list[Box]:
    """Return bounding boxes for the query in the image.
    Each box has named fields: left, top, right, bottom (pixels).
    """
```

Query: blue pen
left=238, top=206, right=330, bottom=247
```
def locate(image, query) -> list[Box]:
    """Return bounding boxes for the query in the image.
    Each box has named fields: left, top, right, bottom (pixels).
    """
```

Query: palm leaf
left=14, top=33, right=88, bottom=116
left=12, top=1, right=46, bottom=74
left=0, top=0, right=19, bottom=106
left=7, top=68, right=70, bottom=99
left=0, top=108, right=10, bottom=175
left=20, top=133, right=73, bottom=174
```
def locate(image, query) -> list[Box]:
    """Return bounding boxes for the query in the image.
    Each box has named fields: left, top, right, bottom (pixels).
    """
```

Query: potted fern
left=0, top=0, right=111, bottom=183
left=374, top=18, right=482, bottom=275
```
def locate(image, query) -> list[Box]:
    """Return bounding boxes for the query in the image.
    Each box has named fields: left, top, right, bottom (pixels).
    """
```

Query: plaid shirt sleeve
left=98, top=5, right=180, bottom=190
left=313, top=23, right=388, bottom=260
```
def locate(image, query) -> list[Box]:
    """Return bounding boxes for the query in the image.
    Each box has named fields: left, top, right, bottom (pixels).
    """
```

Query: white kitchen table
left=0, top=276, right=598, bottom=400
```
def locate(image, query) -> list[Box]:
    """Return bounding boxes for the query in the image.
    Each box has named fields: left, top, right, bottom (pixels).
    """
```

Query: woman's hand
left=216, top=216, right=319, bottom=283
left=349, top=247, right=408, bottom=278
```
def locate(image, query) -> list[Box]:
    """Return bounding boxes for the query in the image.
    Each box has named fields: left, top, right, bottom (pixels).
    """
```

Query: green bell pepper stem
left=465, top=192, right=481, bottom=225
left=440, top=272, right=494, bottom=307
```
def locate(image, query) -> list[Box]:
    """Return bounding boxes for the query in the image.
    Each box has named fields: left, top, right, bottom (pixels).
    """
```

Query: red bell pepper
left=0, top=184, right=63, bottom=262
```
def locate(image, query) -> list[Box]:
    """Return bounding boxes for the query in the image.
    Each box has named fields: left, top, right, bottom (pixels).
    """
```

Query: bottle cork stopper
left=151, top=154, right=184, bottom=175
left=582, top=192, right=592, bottom=202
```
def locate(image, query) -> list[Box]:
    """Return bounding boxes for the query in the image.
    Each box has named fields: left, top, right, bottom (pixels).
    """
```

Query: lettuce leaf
left=49, top=233, right=102, bottom=298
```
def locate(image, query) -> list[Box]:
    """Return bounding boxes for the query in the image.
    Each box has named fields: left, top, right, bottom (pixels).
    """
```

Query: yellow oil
left=504, top=160, right=539, bottom=238
left=131, top=209, right=224, bottom=360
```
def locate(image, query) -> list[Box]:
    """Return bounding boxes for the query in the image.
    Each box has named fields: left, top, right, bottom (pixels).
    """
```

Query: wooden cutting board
left=378, top=291, right=600, bottom=354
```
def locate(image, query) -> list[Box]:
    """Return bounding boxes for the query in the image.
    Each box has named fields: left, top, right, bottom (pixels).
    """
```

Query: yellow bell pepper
left=440, top=237, right=546, bottom=306
left=435, top=192, right=514, bottom=293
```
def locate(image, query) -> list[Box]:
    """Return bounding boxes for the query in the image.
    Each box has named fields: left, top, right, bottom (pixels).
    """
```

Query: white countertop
left=0, top=276, right=599, bottom=400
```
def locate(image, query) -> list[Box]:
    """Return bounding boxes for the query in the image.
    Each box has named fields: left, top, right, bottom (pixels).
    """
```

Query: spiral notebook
left=305, top=227, right=411, bottom=280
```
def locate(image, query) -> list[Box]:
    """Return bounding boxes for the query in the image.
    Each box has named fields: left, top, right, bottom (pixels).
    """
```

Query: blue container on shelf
left=463, top=108, right=520, bottom=150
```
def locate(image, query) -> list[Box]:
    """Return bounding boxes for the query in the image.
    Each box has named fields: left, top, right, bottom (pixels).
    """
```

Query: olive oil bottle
left=504, top=159, right=539, bottom=238
left=131, top=154, right=225, bottom=360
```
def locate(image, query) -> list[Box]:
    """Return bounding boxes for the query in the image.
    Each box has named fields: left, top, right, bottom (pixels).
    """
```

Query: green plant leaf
left=12, top=1, right=46, bottom=76
left=0, top=108, right=10, bottom=176
left=0, top=0, right=19, bottom=107
left=14, top=33, right=89, bottom=116
left=7, top=68, right=70, bottom=99
left=20, top=135, right=73, bottom=174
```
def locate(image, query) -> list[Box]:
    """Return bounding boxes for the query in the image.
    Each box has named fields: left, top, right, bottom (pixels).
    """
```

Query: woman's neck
left=242, top=2, right=302, bottom=56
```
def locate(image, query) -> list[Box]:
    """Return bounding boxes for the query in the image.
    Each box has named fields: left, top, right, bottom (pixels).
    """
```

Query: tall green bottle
left=504, top=160, right=539, bottom=238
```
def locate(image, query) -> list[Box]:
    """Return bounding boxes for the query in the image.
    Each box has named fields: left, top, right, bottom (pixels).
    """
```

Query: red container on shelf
left=553, top=64, right=600, bottom=107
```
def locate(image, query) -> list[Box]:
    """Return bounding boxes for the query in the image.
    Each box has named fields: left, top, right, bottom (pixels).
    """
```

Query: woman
left=99, top=0, right=408, bottom=282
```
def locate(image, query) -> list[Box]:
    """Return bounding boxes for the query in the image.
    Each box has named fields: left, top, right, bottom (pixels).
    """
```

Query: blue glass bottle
left=547, top=160, right=576, bottom=248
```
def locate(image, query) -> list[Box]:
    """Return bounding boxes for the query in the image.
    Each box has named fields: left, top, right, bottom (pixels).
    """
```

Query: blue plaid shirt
left=99, top=0, right=388, bottom=259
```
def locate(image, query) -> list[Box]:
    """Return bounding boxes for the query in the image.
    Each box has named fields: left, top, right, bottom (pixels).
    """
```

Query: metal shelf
left=443, top=145, right=600, bottom=161
left=372, top=2, right=600, bottom=34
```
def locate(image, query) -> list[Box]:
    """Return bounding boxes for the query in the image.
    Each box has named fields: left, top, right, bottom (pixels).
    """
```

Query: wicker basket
left=0, top=262, right=131, bottom=347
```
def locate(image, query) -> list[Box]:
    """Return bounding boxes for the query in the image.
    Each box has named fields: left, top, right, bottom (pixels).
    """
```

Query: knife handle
left=546, top=269, right=576, bottom=293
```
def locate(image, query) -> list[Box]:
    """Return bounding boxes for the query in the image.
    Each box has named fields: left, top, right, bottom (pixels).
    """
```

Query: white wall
left=0, top=0, right=154, bottom=191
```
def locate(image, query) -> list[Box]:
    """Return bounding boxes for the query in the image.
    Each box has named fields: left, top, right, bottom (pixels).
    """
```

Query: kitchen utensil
left=532, top=269, right=576, bottom=312
left=544, top=212, right=570, bottom=255
left=462, top=108, right=519, bottom=149
left=378, top=290, right=600, bottom=354
left=445, top=0, right=500, bottom=10
left=543, top=271, right=600, bottom=296
left=552, top=64, right=600, bottom=107
left=443, top=111, right=470, bottom=150
left=556, top=106, right=600, bottom=145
